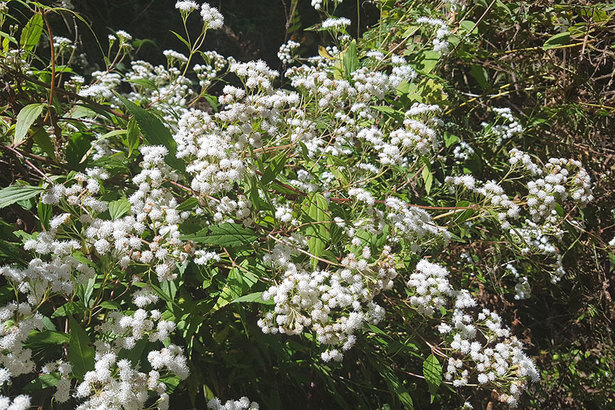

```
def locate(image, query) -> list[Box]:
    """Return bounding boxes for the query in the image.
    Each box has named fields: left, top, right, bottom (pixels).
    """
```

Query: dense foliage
left=0, top=0, right=613, bottom=409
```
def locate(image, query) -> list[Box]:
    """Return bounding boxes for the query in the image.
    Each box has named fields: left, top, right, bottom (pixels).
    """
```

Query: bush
left=0, top=0, right=611, bottom=408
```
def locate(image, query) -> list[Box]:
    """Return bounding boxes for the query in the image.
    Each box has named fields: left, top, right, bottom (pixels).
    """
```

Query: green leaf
left=421, top=159, right=433, bottom=195
left=543, top=31, right=570, bottom=50
left=116, top=95, right=185, bottom=172
left=37, top=199, right=52, bottom=230
left=65, top=132, right=93, bottom=169
left=417, top=50, right=440, bottom=74
left=459, top=20, right=478, bottom=35
left=108, top=197, right=131, bottom=220
left=14, top=103, right=44, bottom=146
left=0, top=31, right=17, bottom=45
left=443, top=132, right=459, bottom=148
left=374, top=358, right=414, bottom=409
left=423, top=354, right=442, bottom=397
left=20, top=13, right=44, bottom=51
left=182, top=223, right=258, bottom=247
left=216, top=264, right=259, bottom=309
left=304, top=193, right=330, bottom=268
left=32, top=128, right=57, bottom=160
left=232, top=292, right=275, bottom=305
left=177, top=197, right=199, bottom=212
left=342, top=40, right=359, bottom=77
left=0, top=185, right=44, bottom=209
left=68, top=317, right=95, bottom=380
left=371, top=105, right=404, bottom=122
left=470, top=64, right=489, bottom=90
left=99, top=300, right=120, bottom=310
left=170, top=30, right=191, bottom=49
left=23, top=373, right=60, bottom=392
left=26, top=330, right=70, bottom=346
left=261, top=152, right=287, bottom=185
left=68, top=105, right=99, bottom=119
left=124, top=117, right=140, bottom=157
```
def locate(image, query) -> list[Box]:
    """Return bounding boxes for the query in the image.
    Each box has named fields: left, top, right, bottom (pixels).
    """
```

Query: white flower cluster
left=163, top=49, right=188, bottom=64
left=445, top=175, right=520, bottom=229
left=0, top=303, right=44, bottom=381
left=453, top=141, right=475, bottom=161
left=74, top=344, right=187, bottom=410
left=505, top=263, right=531, bottom=300
left=52, top=36, right=75, bottom=54
left=509, top=148, right=593, bottom=223
left=406, top=260, right=538, bottom=407
left=64, top=306, right=189, bottom=409
left=528, top=158, right=592, bottom=223
left=208, top=396, right=260, bottom=410
left=509, top=221, right=566, bottom=283
left=124, top=60, right=195, bottom=124
left=175, top=0, right=199, bottom=13
left=442, top=300, right=539, bottom=407
left=41, top=360, right=72, bottom=403
left=416, top=16, right=450, bottom=53
left=0, top=395, right=30, bottom=410
left=322, top=17, right=351, bottom=30
left=194, top=51, right=228, bottom=89
left=485, top=107, right=523, bottom=144
left=278, top=39, right=300, bottom=64
left=175, top=109, right=247, bottom=195
left=200, top=2, right=224, bottom=29
left=407, top=259, right=452, bottom=315
left=78, top=71, right=121, bottom=99
left=259, top=238, right=394, bottom=361
left=311, top=0, right=323, bottom=10
left=230, top=60, right=279, bottom=91
left=385, top=197, right=450, bottom=249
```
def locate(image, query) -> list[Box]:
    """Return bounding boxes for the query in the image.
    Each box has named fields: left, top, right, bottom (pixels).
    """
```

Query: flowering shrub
left=0, top=0, right=601, bottom=408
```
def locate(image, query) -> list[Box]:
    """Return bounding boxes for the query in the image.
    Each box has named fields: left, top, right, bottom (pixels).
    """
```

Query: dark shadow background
left=63, top=0, right=380, bottom=72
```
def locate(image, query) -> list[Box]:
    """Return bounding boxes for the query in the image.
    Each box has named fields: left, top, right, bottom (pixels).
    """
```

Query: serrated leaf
left=182, top=223, right=258, bottom=247
left=116, top=94, right=185, bottom=172
left=14, top=103, right=44, bottom=146
left=68, top=317, right=95, bottom=380
left=0, top=185, right=44, bottom=209
left=20, top=13, right=44, bottom=51
left=108, top=197, right=131, bottom=220
left=423, top=354, right=442, bottom=397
